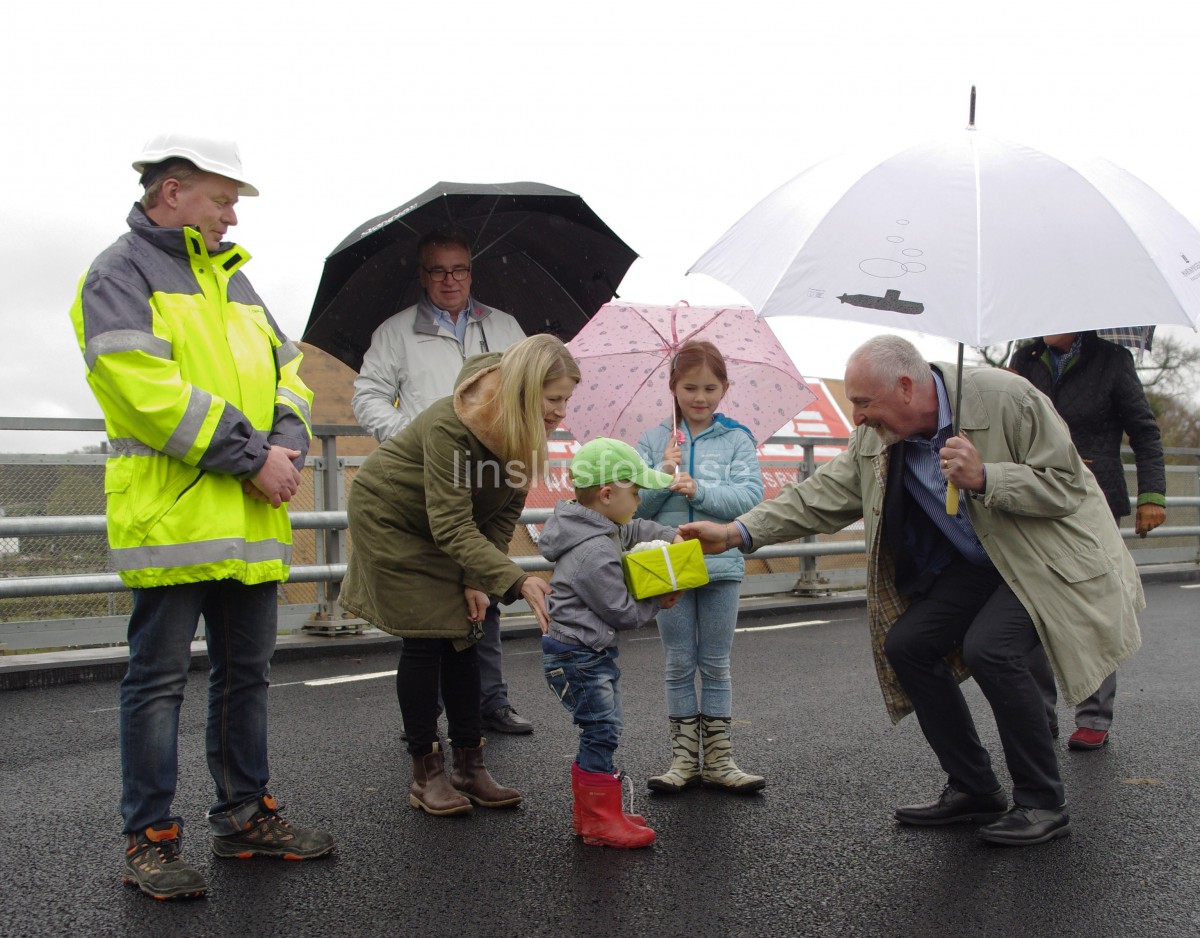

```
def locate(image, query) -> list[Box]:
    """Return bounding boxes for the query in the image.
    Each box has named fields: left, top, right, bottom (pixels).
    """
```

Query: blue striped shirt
left=902, top=371, right=991, bottom=566
left=733, top=371, right=990, bottom=566
left=429, top=299, right=470, bottom=346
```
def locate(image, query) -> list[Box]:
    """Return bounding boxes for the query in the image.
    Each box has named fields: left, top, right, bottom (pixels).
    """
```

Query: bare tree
left=977, top=340, right=1019, bottom=369
left=1147, top=390, right=1200, bottom=452
left=1135, top=334, right=1200, bottom=398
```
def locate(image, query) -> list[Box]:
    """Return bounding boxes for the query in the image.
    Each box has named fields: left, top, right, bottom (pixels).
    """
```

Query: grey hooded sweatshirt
left=539, top=500, right=677, bottom=652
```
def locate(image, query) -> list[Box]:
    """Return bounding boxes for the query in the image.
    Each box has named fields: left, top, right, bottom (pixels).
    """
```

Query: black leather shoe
left=894, top=784, right=1008, bottom=826
left=480, top=705, right=533, bottom=735
left=977, top=805, right=1071, bottom=845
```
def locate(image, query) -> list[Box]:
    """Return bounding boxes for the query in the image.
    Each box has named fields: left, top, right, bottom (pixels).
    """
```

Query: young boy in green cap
left=538, top=437, right=684, bottom=848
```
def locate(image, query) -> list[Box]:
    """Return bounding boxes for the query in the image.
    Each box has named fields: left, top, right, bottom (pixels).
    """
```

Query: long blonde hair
left=495, top=334, right=580, bottom=474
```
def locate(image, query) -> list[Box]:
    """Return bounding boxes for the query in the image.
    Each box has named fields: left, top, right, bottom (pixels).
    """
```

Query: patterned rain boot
left=700, top=715, right=766, bottom=794
left=647, top=715, right=702, bottom=793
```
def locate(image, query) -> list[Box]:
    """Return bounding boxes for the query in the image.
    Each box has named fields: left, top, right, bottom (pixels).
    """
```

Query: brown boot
left=450, top=741, right=522, bottom=808
left=410, top=743, right=472, bottom=816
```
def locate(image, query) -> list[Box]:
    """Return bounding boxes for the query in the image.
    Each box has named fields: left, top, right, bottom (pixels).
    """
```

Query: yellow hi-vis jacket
left=70, top=206, right=313, bottom=588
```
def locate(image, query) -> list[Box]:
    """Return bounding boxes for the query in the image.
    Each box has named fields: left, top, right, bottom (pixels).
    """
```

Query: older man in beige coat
left=682, top=335, right=1143, bottom=847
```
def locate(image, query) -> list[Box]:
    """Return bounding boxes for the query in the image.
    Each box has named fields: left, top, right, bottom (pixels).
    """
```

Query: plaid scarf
left=1047, top=333, right=1084, bottom=384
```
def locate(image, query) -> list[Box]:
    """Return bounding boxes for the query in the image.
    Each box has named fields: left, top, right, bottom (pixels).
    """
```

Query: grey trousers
left=1030, top=647, right=1116, bottom=732
left=477, top=598, right=511, bottom=716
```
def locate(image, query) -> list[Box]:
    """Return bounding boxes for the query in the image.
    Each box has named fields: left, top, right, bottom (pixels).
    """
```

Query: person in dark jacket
left=1009, top=331, right=1166, bottom=750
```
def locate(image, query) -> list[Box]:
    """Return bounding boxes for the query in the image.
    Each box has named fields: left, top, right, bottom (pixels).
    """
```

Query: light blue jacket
left=635, top=415, right=764, bottom=581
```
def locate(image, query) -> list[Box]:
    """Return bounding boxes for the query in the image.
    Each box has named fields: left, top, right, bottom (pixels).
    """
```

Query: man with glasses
left=352, top=226, right=532, bottom=735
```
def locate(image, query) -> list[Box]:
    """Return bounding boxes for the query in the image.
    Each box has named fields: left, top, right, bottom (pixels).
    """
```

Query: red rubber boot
left=571, top=762, right=646, bottom=831
left=571, top=763, right=655, bottom=848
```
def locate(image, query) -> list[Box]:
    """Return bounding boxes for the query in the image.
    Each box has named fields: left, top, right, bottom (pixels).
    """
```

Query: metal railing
left=2, top=417, right=1198, bottom=651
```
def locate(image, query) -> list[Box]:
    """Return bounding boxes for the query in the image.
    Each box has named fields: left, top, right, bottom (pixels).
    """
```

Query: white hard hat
left=132, top=133, right=259, bottom=196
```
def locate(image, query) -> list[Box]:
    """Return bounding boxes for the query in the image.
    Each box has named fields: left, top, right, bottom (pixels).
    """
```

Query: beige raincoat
left=740, top=364, right=1144, bottom=723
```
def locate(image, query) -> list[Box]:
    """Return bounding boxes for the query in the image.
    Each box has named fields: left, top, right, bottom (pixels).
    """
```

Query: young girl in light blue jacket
left=635, top=340, right=766, bottom=793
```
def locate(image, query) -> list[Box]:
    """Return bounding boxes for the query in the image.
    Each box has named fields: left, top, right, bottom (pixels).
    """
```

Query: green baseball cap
left=570, top=437, right=674, bottom=489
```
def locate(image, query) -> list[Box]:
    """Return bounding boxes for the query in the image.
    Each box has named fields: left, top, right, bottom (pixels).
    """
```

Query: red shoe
left=1067, top=727, right=1109, bottom=750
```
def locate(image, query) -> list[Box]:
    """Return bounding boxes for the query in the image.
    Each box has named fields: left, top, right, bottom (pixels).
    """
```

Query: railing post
left=1194, top=466, right=1200, bottom=564
left=792, top=441, right=832, bottom=596
left=304, top=431, right=358, bottom=634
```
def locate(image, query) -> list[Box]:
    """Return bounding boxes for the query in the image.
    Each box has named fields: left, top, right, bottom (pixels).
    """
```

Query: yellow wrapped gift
left=622, top=539, right=710, bottom=599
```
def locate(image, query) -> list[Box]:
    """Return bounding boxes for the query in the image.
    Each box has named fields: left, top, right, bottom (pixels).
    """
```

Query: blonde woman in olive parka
left=341, top=334, right=579, bottom=817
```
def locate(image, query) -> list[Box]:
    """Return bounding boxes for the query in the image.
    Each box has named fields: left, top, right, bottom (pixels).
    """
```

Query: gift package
left=621, top=539, right=710, bottom=599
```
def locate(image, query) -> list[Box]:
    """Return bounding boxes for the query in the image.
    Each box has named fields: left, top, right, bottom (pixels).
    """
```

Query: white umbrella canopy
left=689, top=128, right=1200, bottom=348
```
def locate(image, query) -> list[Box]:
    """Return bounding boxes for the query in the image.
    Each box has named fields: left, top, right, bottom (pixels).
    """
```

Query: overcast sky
left=5, top=1, right=1199, bottom=452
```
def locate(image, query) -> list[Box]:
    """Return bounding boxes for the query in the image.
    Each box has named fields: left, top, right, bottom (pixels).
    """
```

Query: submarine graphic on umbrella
left=838, top=288, right=924, bottom=314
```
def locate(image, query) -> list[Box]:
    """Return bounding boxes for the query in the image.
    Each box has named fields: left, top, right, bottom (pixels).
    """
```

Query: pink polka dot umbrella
left=564, top=301, right=816, bottom=446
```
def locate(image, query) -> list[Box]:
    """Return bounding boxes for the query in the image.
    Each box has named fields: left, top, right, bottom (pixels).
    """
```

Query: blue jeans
left=120, top=581, right=277, bottom=835
left=543, top=641, right=623, bottom=774
left=657, top=579, right=741, bottom=718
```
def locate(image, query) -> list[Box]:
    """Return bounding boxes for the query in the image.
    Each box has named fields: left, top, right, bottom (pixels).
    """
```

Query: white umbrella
left=690, top=110, right=1200, bottom=349
left=689, top=91, right=1200, bottom=510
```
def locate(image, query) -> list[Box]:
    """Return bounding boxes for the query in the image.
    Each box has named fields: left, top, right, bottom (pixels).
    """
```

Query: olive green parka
left=340, top=354, right=530, bottom=648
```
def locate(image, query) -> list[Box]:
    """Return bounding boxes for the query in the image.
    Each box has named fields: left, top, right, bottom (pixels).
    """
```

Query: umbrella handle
left=945, top=483, right=960, bottom=515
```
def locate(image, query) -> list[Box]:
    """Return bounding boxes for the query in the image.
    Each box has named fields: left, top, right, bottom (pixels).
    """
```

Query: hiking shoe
left=122, top=823, right=208, bottom=900
left=211, top=794, right=336, bottom=860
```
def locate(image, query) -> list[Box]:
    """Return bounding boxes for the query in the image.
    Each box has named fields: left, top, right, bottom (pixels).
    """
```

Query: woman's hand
left=520, top=576, right=553, bottom=634
left=659, top=590, right=682, bottom=609
left=669, top=470, right=698, bottom=498
left=464, top=587, right=490, bottom=623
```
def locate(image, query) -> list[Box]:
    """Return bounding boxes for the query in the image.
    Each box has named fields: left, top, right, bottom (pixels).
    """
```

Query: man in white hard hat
left=70, top=134, right=335, bottom=901
left=352, top=227, right=534, bottom=735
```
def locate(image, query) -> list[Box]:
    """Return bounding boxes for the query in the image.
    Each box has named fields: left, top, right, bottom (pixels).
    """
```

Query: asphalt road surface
left=2, top=580, right=1198, bottom=938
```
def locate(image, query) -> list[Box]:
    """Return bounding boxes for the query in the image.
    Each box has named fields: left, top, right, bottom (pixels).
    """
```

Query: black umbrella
left=303, top=181, right=639, bottom=371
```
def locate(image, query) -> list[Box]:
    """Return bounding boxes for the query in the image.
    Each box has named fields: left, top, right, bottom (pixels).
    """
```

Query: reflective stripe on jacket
left=69, top=206, right=313, bottom=588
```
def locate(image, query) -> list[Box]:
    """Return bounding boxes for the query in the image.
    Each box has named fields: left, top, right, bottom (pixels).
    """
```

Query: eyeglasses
left=423, top=265, right=472, bottom=282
